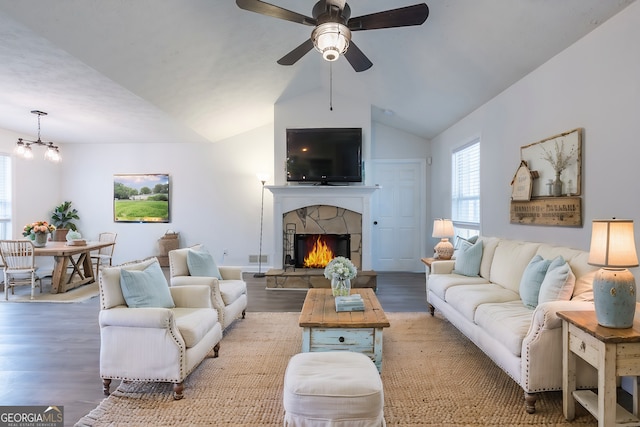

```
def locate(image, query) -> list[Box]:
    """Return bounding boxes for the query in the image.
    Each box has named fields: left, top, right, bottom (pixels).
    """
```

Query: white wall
left=430, top=2, right=640, bottom=252
left=371, top=121, right=430, bottom=160
left=58, top=124, right=274, bottom=267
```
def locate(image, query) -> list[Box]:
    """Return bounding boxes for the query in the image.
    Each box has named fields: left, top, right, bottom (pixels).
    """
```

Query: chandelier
left=15, top=110, right=61, bottom=162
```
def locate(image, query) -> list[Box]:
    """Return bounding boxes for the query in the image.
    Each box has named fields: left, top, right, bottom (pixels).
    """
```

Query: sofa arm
left=219, top=266, right=243, bottom=280
left=431, top=260, right=455, bottom=274
left=99, top=307, right=174, bottom=328
left=521, top=299, right=597, bottom=393
left=529, top=300, right=596, bottom=332
left=170, top=285, right=212, bottom=308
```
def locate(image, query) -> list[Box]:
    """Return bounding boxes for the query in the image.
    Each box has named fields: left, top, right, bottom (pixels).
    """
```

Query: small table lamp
left=432, top=219, right=455, bottom=260
left=588, top=219, right=639, bottom=328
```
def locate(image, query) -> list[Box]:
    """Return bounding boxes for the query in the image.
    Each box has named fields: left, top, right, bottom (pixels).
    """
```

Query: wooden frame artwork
left=113, top=173, right=170, bottom=223
left=520, top=128, right=582, bottom=198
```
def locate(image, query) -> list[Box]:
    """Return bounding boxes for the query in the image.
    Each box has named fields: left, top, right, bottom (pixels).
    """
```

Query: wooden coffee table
left=299, top=288, right=390, bottom=371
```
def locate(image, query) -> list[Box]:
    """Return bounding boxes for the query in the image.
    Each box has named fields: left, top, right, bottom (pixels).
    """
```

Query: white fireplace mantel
left=266, top=185, right=380, bottom=270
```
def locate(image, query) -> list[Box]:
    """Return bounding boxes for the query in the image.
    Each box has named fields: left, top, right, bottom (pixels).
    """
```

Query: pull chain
left=329, top=61, right=333, bottom=111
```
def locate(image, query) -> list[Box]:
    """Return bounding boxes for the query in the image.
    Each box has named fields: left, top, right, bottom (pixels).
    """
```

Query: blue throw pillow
left=120, top=261, right=175, bottom=308
left=187, top=249, right=222, bottom=279
left=519, top=255, right=552, bottom=309
left=538, top=256, right=576, bottom=304
left=452, top=240, right=483, bottom=277
left=454, top=235, right=479, bottom=251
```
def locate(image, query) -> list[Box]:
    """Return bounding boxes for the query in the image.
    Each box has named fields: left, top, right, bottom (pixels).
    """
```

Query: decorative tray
left=66, top=239, right=87, bottom=246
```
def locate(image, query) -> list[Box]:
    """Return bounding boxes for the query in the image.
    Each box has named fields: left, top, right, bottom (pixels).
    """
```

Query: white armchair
left=168, top=246, right=247, bottom=330
left=98, top=257, right=223, bottom=400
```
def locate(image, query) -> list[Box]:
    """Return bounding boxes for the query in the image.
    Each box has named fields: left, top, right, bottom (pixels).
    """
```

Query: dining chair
left=91, top=232, right=117, bottom=274
left=0, top=240, right=46, bottom=300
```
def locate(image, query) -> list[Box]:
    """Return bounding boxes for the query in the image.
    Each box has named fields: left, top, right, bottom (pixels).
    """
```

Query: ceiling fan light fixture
left=312, top=22, right=350, bottom=62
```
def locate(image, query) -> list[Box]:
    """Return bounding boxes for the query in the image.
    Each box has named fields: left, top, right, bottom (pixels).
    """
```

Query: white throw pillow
left=538, top=256, right=576, bottom=304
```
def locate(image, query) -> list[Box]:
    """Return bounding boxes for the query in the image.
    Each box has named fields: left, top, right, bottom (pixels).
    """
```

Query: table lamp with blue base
left=588, top=219, right=639, bottom=329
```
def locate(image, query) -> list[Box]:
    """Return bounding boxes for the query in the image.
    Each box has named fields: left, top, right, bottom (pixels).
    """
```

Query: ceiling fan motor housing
left=312, top=1, right=350, bottom=21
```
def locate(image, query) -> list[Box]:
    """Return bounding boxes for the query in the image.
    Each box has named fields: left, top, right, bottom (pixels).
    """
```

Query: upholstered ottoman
left=283, top=351, right=385, bottom=426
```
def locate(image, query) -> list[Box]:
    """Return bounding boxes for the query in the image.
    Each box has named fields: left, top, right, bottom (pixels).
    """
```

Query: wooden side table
left=421, top=257, right=453, bottom=272
left=421, top=257, right=438, bottom=269
left=558, top=309, right=640, bottom=427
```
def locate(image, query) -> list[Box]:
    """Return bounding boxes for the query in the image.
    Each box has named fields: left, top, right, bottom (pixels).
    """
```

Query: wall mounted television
left=286, top=127, right=362, bottom=184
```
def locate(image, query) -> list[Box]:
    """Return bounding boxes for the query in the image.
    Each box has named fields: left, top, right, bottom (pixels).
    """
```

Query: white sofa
left=169, top=245, right=247, bottom=330
left=426, top=237, right=599, bottom=413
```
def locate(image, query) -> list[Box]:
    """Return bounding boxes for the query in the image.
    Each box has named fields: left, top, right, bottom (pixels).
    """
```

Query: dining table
left=33, top=241, right=115, bottom=294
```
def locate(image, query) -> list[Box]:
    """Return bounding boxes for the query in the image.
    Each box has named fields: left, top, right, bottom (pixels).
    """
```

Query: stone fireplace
left=265, top=185, right=379, bottom=289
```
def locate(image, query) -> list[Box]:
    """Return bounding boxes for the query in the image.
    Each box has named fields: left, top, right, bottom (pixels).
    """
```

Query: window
left=451, top=139, right=480, bottom=239
left=0, top=154, right=11, bottom=239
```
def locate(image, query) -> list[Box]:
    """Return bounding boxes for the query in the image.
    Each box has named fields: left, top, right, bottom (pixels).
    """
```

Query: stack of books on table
left=335, top=294, right=365, bottom=312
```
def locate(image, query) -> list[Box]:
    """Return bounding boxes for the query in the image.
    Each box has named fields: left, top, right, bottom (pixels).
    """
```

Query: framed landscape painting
left=113, top=174, right=170, bottom=223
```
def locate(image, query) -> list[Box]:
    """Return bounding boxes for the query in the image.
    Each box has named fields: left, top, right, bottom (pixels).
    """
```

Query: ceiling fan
left=236, top=0, right=429, bottom=72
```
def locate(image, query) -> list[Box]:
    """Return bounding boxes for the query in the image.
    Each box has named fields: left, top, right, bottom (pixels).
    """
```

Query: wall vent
left=249, top=254, right=268, bottom=263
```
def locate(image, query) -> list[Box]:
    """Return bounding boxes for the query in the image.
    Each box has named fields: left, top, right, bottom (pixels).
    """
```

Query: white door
left=370, top=159, right=426, bottom=272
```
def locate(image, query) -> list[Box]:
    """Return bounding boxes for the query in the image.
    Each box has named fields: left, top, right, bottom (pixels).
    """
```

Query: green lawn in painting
left=114, top=200, right=169, bottom=222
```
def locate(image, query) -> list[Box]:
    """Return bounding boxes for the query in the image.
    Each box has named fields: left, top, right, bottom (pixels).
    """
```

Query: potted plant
left=50, top=201, right=80, bottom=241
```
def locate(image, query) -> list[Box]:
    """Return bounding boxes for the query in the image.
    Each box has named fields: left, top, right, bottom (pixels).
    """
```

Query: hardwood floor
left=0, top=271, right=426, bottom=426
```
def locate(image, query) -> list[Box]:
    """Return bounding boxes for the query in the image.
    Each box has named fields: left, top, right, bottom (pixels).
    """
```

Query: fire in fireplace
left=294, top=234, right=350, bottom=269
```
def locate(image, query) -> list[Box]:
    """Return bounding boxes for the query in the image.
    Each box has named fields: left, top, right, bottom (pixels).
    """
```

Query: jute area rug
left=0, top=281, right=98, bottom=303
left=76, top=312, right=597, bottom=426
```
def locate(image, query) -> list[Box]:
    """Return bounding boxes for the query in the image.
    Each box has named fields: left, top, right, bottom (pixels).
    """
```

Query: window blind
left=0, top=154, right=12, bottom=239
left=451, top=139, right=480, bottom=232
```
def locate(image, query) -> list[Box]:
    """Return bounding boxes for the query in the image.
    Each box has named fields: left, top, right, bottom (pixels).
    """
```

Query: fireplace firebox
left=294, top=234, right=350, bottom=269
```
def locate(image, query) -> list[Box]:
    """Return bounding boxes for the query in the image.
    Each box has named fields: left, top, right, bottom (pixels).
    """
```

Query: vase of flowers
left=23, top=221, right=56, bottom=247
left=323, top=256, right=357, bottom=297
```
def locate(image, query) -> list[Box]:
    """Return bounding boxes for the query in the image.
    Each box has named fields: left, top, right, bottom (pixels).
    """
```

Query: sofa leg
left=173, top=382, right=184, bottom=400
left=213, top=342, right=220, bottom=358
left=524, top=392, right=537, bottom=414
left=102, top=378, right=111, bottom=396
left=428, top=303, right=435, bottom=316
left=242, top=309, right=246, bottom=319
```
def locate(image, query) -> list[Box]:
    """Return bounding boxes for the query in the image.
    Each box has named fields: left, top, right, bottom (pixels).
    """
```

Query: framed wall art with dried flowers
left=520, top=128, right=582, bottom=198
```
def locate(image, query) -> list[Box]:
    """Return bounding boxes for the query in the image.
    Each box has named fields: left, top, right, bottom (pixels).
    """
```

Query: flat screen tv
left=286, top=127, right=362, bottom=184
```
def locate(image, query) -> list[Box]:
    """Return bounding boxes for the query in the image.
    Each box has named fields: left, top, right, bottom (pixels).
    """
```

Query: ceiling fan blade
left=348, top=3, right=429, bottom=31
left=277, top=38, right=315, bottom=66
left=343, top=41, right=373, bottom=72
left=236, top=0, right=316, bottom=26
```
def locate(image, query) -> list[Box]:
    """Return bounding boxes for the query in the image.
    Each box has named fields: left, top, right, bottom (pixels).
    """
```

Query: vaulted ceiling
left=0, top=0, right=634, bottom=145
